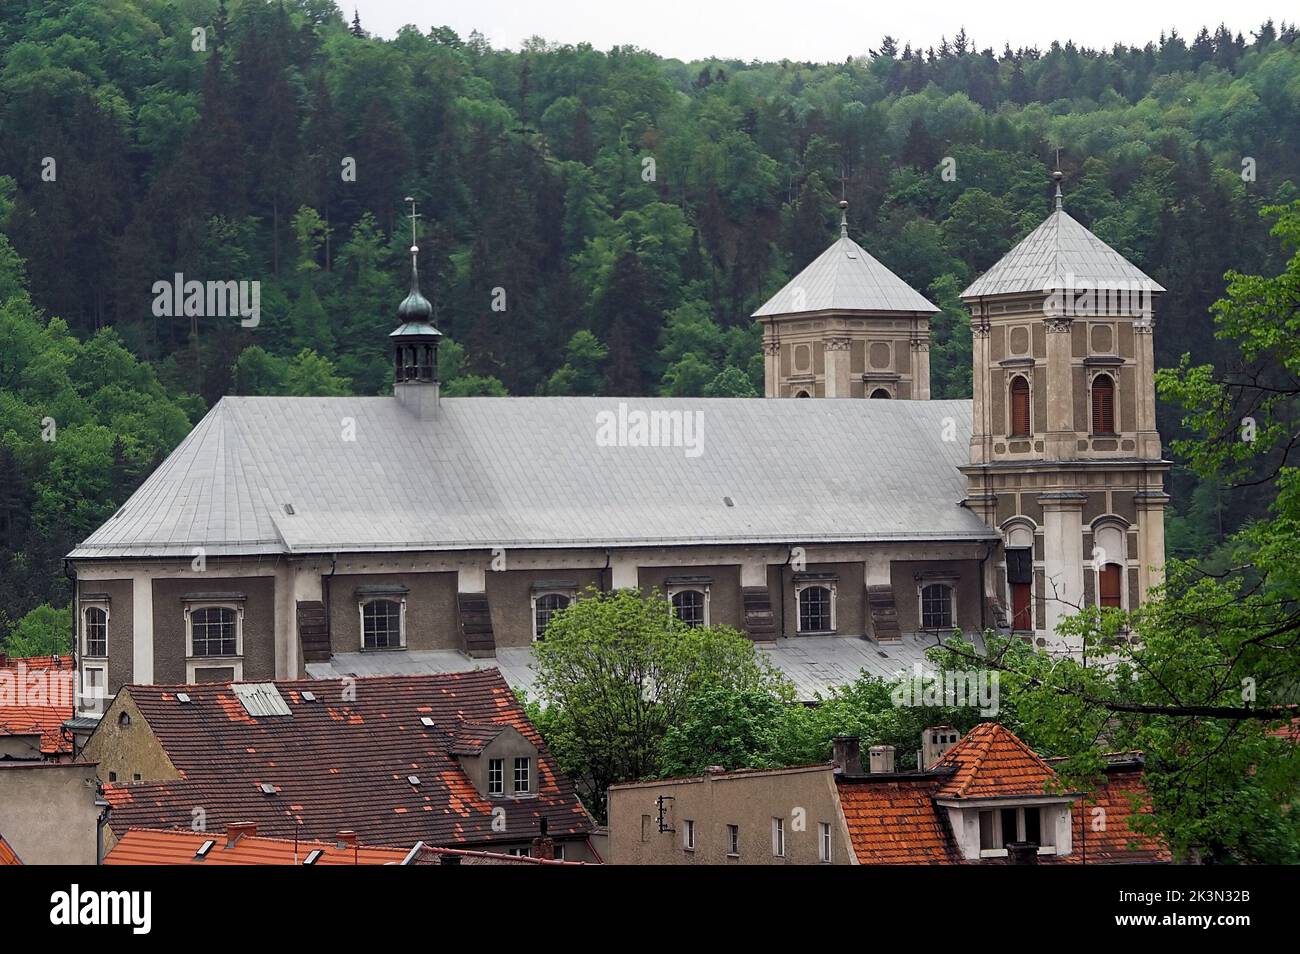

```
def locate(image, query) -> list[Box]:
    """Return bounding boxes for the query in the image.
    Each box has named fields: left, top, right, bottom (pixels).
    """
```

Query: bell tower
left=960, top=172, right=1170, bottom=650
left=753, top=201, right=938, bottom=399
left=391, top=197, right=442, bottom=420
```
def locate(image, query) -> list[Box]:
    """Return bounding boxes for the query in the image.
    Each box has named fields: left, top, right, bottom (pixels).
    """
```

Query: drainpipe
left=601, top=549, right=612, bottom=593
left=323, top=553, right=337, bottom=638
left=95, top=791, right=111, bottom=865
left=780, top=546, right=798, bottom=639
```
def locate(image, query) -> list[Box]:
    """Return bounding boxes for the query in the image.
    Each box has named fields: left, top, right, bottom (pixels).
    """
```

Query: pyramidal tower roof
left=753, top=206, right=938, bottom=318
left=962, top=176, right=1164, bottom=300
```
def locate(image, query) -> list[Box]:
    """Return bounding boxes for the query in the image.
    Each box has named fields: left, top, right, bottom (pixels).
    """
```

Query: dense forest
left=1, top=0, right=1299, bottom=641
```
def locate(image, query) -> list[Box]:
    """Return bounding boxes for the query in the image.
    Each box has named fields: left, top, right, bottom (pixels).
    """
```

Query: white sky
left=352, top=0, right=1289, bottom=62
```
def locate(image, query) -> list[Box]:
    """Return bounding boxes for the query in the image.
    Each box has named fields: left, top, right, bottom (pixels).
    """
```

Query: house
left=0, top=760, right=104, bottom=864
left=606, top=723, right=1169, bottom=865
left=81, top=669, right=599, bottom=860
left=0, top=654, right=75, bottom=760
left=607, top=763, right=854, bottom=865
left=104, top=825, right=411, bottom=865
left=65, top=174, right=1169, bottom=719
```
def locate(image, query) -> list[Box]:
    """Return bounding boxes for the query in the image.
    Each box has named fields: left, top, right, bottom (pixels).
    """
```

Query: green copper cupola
left=391, top=198, right=442, bottom=418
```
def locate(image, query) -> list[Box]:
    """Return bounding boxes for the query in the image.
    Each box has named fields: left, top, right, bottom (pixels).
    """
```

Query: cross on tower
left=404, top=195, right=421, bottom=252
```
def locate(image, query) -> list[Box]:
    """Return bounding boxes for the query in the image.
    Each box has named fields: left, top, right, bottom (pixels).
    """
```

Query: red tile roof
left=838, top=723, right=1169, bottom=865
left=99, top=670, right=594, bottom=850
left=0, top=831, right=22, bottom=865
left=0, top=655, right=75, bottom=756
left=933, top=722, right=1064, bottom=800
left=408, top=844, right=585, bottom=865
left=104, top=827, right=410, bottom=865
left=837, top=777, right=962, bottom=864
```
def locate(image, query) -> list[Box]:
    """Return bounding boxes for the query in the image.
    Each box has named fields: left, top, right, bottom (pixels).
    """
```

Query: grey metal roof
left=230, top=682, right=292, bottom=717
left=752, top=234, right=939, bottom=317
left=962, top=208, right=1165, bottom=299
left=71, top=395, right=993, bottom=559
left=307, top=633, right=982, bottom=704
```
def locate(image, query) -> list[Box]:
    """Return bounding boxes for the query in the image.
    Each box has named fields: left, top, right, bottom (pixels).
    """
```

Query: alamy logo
left=891, top=662, right=1000, bottom=716
left=49, top=885, right=152, bottom=935
left=151, top=273, right=260, bottom=327
left=1042, top=273, right=1152, bottom=321
left=595, top=402, right=704, bottom=458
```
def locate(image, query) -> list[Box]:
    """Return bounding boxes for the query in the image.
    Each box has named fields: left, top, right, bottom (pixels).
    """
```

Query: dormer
left=449, top=724, right=539, bottom=799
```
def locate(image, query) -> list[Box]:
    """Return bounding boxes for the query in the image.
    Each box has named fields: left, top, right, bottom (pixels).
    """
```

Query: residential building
left=0, top=760, right=104, bottom=865
left=81, top=670, right=599, bottom=860
left=0, top=654, right=75, bottom=760
left=607, top=763, right=854, bottom=865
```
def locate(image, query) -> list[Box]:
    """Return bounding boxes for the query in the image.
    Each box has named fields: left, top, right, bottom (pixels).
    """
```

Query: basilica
left=67, top=174, right=1168, bottom=710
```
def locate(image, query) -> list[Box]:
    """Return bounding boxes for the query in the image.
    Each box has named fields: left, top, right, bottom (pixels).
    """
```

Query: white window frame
left=81, top=601, right=110, bottom=659
left=1088, top=369, right=1120, bottom=435
left=726, top=824, right=739, bottom=857
left=772, top=817, right=785, bottom=857
left=513, top=756, right=531, bottom=795
left=184, top=602, right=244, bottom=683
left=487, top=758, right=504, bottom=796
left=358, top=596, right=407, bottom=650
left=1091, top=520, right=1130, bottom=612
left=531, top=589, right=575, bottom=641
left=683, top=819, right=696, bottom=851
left=976, top=805, right=1058, bottom=858
left=667, top=585, right=711, bottom=628
left=917, top=579, right=957, bottom=631
left=819, top=822, right=832, bottom=863
left=794, top=580, right=837, bottom=634
left=78, top=661, right=109, bottom=715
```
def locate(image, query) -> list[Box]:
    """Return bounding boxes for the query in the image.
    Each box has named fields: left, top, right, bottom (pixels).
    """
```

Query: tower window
left=868, top=388, right=891, bottom=399
left=1099, top=564, right=1123, bottom=609
left=1009, top=376, right=1030, bottom=436
left=1091, top=374, right=1115, bottom=433
left=84, top=607, right=108, bottom=658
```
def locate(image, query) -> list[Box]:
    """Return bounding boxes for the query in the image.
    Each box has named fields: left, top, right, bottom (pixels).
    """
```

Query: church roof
left=70, top=396, right=993, bottom=559
left=961, top=208, right=1164, bottom=300
left=752, top=233, right=939, bottom=318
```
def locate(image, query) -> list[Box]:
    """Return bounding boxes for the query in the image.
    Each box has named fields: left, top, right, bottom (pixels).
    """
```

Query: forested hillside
left=1, top=0, right=1299, bottom=640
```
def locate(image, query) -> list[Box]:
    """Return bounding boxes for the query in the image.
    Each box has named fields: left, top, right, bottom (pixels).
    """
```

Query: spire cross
left=404, top=195, right=421, bottom=252
left=838, top=168, right=849, bottom=238
left=1052, top=151, right=1063, bottom=211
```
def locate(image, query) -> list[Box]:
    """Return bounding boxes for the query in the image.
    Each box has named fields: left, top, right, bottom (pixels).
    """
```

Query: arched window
left=1098, top=564, right=1123, bottom=609
left=1091, top=374, right=1115, bottom=433
left=191, top=607, right=237, bottom=657
left=1009, top=376, right=1030, bottom=436
left=84, top=607, right=107, bottom=657
left=361, top=599, right=402, bottom=649
left=920, top=583, right=954, bottom=629
left=670, top=589, right=708, bottom=627
left=797, top=585, right=834, bottom=633
left=869, top=388, right=892, bottom=399
left=533, top=592, right=571, bottom=640
left=794, top=389, right=811, bottom=398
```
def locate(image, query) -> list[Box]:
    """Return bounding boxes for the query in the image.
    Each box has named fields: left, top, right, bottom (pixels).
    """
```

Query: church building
left=66, top=174, right=1168, bottom=714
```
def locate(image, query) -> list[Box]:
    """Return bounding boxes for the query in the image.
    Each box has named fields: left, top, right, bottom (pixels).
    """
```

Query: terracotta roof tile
left=1063, top=768, right=1171, bottom=865
left=0, top=656, right=75, bottom=755
left=104, top=828, right=409, bottom=865
left=837, top=777, right=962, bottom=864
left=0, top=831, right=22, bottom=865
left=99, top=670, right=593, bottom=850
left=933, top=722, right=1062, bottom=799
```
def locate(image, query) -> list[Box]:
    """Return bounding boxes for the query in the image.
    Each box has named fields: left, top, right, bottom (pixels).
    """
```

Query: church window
left=920, top=583, right=954, bottom=630
left=869, top=388, right=891, bottom=399
left=1009, top=376, right=1030, bottom=436
left=83, top=606, right=108, bottom=657
left=533, top=591, right=571, bottom=640
left=1005, top=545, right=1033, bottom=631
left=669, top=588, right=709, bottom=627
left=361, top=598, right=404, bottom=649
left=1091, top=374, right=1115, bottom=433
left=793, top=390, right=811, bottom=398
left=190, top=606, right=238, bottom=656
left=796, top=583, right=835, bottom=633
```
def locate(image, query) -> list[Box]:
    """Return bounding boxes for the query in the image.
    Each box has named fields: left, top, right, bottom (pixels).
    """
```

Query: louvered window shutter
left=1092, top=376, right=1115, bottom=433
left=1010, top=378, right=1030, bottom=435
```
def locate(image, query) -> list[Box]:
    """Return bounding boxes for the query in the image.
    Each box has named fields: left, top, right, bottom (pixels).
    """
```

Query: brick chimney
left=1007, top=841, right=1039, bottom=865
left=868, top=744, right=896, bottom=774
left=225, top=822, right=257, bottom=847
left=531, top=817, right=555, bottom=860
left=831, top=736, right=863, bottom=776
left=335, top=830, right=358, bottom=850
left=921, top=726, right=961, bottom=769
left=439, top=852, right=462, bottom=865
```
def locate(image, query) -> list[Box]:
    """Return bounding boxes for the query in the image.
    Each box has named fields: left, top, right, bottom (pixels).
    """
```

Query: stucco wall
left=485, top=567, right=605, bottom=648
left=80, top=690, right=179, bottom=786
left=151, top=576, right=276, bottom=683
left=0, top=762, right=102, bottom=864
left=328, top=571, right=458, bottom=653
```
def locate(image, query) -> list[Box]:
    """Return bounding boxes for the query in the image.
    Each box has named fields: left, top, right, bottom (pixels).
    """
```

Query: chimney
left=1007, top=841, right=1039, bottom=865
left=921, top=725, right=961, bottom=769
left=868, top=744, right=896, bottom=774
left=831, top=736, right=863, bottom=776
left=531, top=817, right=555, bottom=861
left=225, top=822, right=257, bottom=847
left=440, top=852, right=462, bottom=865
left=335, top=830, right=358, bottom=850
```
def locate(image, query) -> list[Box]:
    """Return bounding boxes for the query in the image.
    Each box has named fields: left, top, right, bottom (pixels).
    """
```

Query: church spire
left=839, top=198, right=849, bottom=238
left=1053, top=169, right=1064, bottom=212
left=391, top=197, right=441, bottom=416
left=395, top=196, right=434, bottom=324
